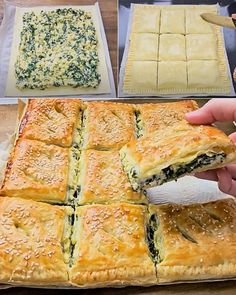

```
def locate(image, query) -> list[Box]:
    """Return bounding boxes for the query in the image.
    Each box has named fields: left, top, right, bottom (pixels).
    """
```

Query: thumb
left=231, top=13, right=236, bottom=19
left=229, top=132, right=236, bottom=143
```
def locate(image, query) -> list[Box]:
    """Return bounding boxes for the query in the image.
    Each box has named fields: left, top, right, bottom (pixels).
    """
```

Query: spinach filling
left=68, top=214, right=75, bottom=267
left=141, top=152, right=226, bottom=188
left=134, top=110, right=143, bottom=138
left=146, top=214, right=160, bottom=265
left=15, top=8, right=101, bottom=90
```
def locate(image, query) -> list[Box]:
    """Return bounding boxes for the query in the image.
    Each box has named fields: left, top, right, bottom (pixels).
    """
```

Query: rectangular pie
left=70, top=203, right=157, bottom=287
left=0, top=139, right=72, bottom=203
left=123, top=4, right=231, bottom=96
left=120, top=124, right=236, bottom=191
left=76, top=149, right=146, bottom=205
left=149, top=198, right=236, bottom=282
left=18, top=99, right=82, bottom=147
left=82, top=101, right=136, bottom=150
left=135, top=100, right=198, bottom=137
left=0, top=197, right=72, bottom=285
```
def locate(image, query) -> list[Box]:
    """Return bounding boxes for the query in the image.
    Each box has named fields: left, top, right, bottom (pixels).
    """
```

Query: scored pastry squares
left=0, top=139, right=69, bottom=203
left=77, top=149, right=146, bottom=205
left=129, top=33, right=159, bottom=61
left=186, top=35, right=217, bottom=60
left=123, top=4, right=231, bottom=95
left=160, top=9, right=185, bottom=34
left=70, top=203, right=157, bottom=287
left=132, top=5, right=160, bottom=33
left=19, top=99, right=82, bottom=147
left=186, top=8, right=215, bottom=34
left=0, top=197, right=72, bottom=285
left=149, top=198, right=236, bottom=282
left=158, top=61, right=187, bottom=89
left=187, top=60, right=221, bottom=88
left=159, top=34, right=186, bottom=61
left=82, top=102, right=136, bottom=150
left=124, top=61, right=158, bottom=93
left=135, top=100, right=198, bottom=137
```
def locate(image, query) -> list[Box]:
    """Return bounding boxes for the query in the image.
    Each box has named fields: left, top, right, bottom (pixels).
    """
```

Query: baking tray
left=0, top=1, right=116, bottom=98
left=118, top=0, right=236, bottom=98
left=0, top=99, right=236, bottom=290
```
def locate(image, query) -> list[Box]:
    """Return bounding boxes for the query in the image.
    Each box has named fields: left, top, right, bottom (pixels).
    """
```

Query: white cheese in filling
left=15, top=8, right=101, bottom=90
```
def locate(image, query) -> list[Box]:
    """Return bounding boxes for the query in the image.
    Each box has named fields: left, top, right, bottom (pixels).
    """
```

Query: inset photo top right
left=118, top=0, right=236, bottom=98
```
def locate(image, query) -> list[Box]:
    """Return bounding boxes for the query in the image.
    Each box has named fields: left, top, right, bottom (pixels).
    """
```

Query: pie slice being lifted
left=120, top=123, right=236, bottom=191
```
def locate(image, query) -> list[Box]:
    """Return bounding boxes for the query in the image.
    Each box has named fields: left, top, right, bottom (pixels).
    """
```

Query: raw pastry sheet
left=119, top=3, right=235, bottom=98
left=0, top=2, right=116, bottom=98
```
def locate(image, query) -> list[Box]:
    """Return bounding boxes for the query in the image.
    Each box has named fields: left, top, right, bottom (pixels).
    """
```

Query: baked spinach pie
left=0, top=99, right=236, bottom=287
left=120, top=124, right=236, bottom=191
left=15, top=8, right=101, bottom=90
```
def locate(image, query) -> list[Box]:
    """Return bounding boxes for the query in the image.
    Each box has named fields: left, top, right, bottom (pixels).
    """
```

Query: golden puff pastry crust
left=19, top=99, right=82, bottom=147
left=120, top=123, right=236, bottom=191
left=77, top=149, right=146, bottom=205
left=82, top=101, right=136, bottom=150
left=129, top=33, right=159, bottom=61
left=149, top=198, right=236, bottom=282
left=135, top=100, right=198, bottom=137
left=0, top=139, right=69, bottom=203
left=131, top=5, right=160, bottom=33
left=0, top=197, right=72, bottom=285
left=70, top=203, right=157, bottom=287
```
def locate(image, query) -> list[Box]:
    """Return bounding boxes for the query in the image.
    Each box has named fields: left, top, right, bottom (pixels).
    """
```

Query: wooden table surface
left=0, top=0, right=118, bottom=89
left=0, top=100, right=236, bottom=295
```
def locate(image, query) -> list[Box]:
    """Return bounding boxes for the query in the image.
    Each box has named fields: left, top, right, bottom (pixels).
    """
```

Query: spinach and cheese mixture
left=15, top=8, right=101, bottom=90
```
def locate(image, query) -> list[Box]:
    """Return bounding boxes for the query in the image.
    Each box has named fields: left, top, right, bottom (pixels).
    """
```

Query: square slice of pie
left=129, top=33, right=159, bottom=61
left=19, top=99, right=82, bottom=148
left=70, top=203, right=156, bottom=287
left=132, top=5, right=160, bottom=33
left=186, top=34, right=217, bottom=60
left=158, top=61, right=187, bottom=89
left=159, top=34, right=186, bottom=61
left=0, top=197, right=72, bottom=285
left=0, top=139, right=70, bottom=203
left=135, top=100, right=198, bottom=137
left=187, top=60, right=221, bottom=88
left=120, top=124, right=236, bottom=191
left=186, top=9, right=215, bottom=34
left=160, top=10, right=185, bottom=34
left=123, top=61, right=158, bottom=94
left=82, top=101, right=136, bottom=150
left=77, top=149, right=146, bottom=205
left=149, top=198, right=236, bottom=282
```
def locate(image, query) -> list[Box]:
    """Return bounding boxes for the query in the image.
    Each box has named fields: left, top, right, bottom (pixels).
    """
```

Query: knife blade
left=201, top=13, right=236, bottom=29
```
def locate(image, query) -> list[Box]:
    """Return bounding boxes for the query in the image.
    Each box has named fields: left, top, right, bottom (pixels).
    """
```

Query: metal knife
left=201, top=13, right=236, bottom=29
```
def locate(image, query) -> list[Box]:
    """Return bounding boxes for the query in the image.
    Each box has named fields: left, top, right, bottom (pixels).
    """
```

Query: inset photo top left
left=0, top=0, right=117, bottom=98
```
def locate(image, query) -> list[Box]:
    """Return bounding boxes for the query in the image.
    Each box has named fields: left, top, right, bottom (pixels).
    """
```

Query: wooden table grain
left=0, top=100, right=236, bottom=295
left=0, top=0, right=117, bottom=89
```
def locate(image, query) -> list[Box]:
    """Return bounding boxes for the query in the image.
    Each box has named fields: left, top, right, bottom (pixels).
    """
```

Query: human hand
left=185, top=99, right=236, bottom=196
